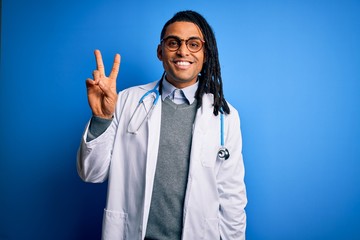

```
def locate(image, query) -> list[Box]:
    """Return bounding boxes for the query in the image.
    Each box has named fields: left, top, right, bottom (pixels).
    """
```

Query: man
left=77, top=10, right=247, bottom=239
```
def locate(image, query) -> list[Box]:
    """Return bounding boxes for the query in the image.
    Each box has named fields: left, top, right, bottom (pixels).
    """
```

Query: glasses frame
left=161, top=36, right=205, bottom=53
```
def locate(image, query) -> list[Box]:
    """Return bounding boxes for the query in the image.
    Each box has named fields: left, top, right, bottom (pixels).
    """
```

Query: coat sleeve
left=76, top=118, right=118, bottom=183
left=76, top=91, right=124, bottom=183
left=217, top=108, right=247, bottom=239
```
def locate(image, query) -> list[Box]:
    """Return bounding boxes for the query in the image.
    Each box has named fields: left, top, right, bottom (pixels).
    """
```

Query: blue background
left=1, top=0, right=360, bottom=239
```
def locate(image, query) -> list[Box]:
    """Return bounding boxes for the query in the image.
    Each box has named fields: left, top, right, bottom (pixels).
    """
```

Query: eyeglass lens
left=163, top=37, right=204, bottom=53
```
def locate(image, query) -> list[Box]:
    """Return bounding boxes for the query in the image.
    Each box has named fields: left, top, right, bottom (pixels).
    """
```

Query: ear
left=157, top=44, right=163, bottom=61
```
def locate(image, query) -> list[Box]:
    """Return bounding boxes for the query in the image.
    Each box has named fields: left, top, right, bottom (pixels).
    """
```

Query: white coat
left=77, top=81, right=247, bottom=239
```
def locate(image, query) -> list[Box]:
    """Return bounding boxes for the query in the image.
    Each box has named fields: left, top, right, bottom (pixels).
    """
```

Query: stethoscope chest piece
left=218, top=111, right=230, bottom=160
left=218, top=147, right=230, bottom=160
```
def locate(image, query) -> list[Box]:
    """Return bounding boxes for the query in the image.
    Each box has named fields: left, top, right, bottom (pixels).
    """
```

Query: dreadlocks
left=160, top=10, right=230, bottom=116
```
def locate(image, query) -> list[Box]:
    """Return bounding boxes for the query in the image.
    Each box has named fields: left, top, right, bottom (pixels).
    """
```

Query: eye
left=189, top=41, right=200, bottom=48
left=188, top=39, right=202, bottom=50
left=166, top=38, right=180, bottom=48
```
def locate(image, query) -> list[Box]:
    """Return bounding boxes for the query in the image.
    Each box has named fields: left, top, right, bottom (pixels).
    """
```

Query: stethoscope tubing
left=220, top=112, right=225, bottom=146
left=128, top=80, right=230, bottom=160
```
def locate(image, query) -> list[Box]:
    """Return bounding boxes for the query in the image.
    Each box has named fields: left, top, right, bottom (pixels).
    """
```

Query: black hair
left=159, top=10, right=230, bottom=116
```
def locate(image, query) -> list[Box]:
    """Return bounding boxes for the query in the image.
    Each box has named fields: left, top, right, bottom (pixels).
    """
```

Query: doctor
left=77, top=10, right=247, bottom=239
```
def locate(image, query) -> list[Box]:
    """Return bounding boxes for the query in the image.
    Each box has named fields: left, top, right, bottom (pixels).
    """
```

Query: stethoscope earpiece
left=218, top=147, right=230, bottom=160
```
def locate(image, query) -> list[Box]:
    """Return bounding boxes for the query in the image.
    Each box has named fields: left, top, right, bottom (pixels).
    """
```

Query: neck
left=165, top=76, right=198, bottom=89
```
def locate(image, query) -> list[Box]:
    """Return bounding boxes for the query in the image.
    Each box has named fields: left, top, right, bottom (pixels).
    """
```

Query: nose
left=176, top=40, right=190, bottom=56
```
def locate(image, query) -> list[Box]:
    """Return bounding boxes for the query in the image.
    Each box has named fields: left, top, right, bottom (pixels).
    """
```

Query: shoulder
left=227, top=101, right=239, bottom=116
left=201, top=93, right=240, bottom=117
left=117, top=80, right=158, bottom=99
left=119, top=80, right=158, bottom=95
left=115, top=80, right=159, bottom=111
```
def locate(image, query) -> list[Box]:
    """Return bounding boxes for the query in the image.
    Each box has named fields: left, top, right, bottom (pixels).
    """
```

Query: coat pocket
left=102, top=209, right=128, bottom=240
left=201, top=147, right=218, bottom=168
left=203, top=217, right=220, bottom=239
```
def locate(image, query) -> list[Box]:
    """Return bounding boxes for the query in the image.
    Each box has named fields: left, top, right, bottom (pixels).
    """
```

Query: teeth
left=176, top=61, right=190, bottom=66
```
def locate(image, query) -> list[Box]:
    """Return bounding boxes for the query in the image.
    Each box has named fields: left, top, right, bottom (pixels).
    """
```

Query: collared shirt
left=161, top=77, right=199, bottom=105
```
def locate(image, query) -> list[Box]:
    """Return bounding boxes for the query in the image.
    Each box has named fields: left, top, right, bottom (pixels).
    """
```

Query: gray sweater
left=145, top=98, right=197, bottom=240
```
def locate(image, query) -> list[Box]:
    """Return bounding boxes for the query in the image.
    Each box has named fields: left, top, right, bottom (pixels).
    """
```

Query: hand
left=86, top=50, right=121, bottom=119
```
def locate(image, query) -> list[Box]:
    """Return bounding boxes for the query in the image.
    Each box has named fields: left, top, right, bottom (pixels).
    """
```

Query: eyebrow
left=163, top=35, right=203, bottom=40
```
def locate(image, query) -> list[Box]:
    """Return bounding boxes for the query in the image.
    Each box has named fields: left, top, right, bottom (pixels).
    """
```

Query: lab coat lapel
left=190, top=94, right=215, bottom=166
left=140, top=93, right=162, bottom=237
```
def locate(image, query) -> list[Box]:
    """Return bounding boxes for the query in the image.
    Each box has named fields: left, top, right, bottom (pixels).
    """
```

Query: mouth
left=173, top=60, right=193, bottom=69
left=175, top=61, right=191, bottom=65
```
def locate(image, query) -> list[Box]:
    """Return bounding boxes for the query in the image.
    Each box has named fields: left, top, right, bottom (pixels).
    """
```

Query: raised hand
left=86, top=50, right=121, bottom=119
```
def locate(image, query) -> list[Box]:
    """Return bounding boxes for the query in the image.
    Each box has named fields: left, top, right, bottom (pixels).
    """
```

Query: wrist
left=94, top=115, right=113, bottom=120
left=92, top=114, right=114, bottom=121
left=92, top=112, right=114, bottom=120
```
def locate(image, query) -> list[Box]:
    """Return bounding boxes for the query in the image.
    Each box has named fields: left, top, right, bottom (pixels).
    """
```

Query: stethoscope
left=127, top=80, right=230, bottom=161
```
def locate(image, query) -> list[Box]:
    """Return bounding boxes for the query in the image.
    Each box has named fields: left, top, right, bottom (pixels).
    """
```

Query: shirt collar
left=161, top=75, right=199, bottom=105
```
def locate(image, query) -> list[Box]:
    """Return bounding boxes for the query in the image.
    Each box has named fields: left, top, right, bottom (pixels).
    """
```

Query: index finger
left=109, top=54, right=121, bottom=80
left=94, top=49, right=105, bottom=76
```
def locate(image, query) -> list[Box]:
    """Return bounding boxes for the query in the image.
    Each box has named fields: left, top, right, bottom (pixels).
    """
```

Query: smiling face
left=157, top=21, right=205, bottom=89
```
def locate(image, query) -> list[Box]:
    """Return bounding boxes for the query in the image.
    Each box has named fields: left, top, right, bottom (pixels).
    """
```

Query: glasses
left=161, top=36, right=205, bottom=53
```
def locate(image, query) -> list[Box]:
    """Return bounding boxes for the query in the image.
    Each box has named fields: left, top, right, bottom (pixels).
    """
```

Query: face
left=157, top=21, right=205, bottom=89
